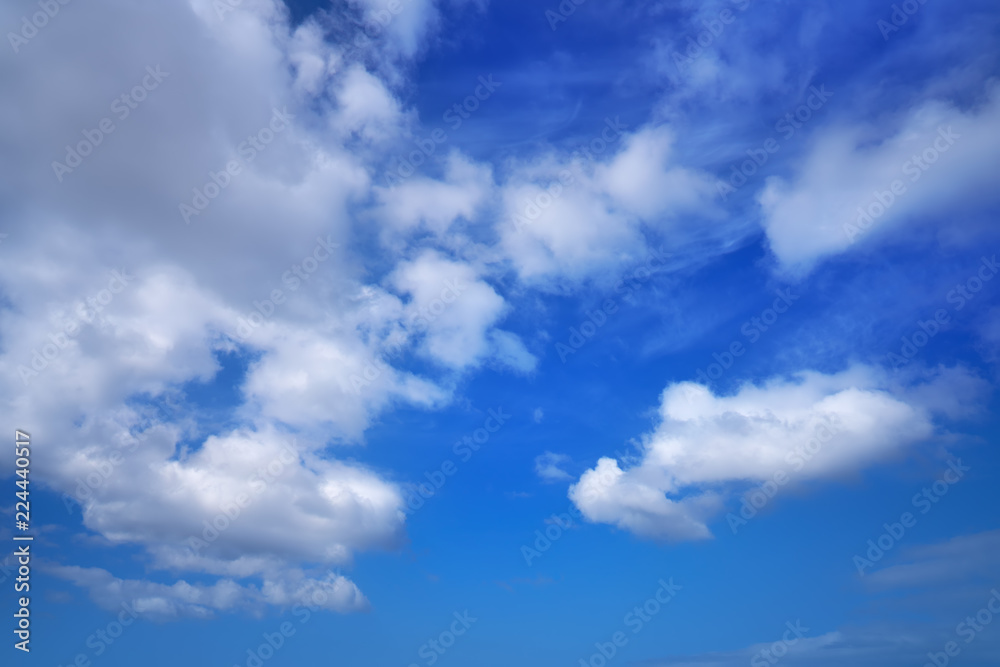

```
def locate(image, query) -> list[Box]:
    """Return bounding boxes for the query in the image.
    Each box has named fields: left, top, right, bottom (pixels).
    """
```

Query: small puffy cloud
left=570, top=365, right=979, bottom=541
left=534, top=451, right=572, bottom=482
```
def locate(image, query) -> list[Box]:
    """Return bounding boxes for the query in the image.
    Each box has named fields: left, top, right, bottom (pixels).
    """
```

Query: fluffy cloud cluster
left=0, top=0, right=524, bottom=618
left=570, top=366, right=983, bottom=541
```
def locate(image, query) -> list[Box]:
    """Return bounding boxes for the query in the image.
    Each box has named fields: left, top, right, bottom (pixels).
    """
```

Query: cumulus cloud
left=570, top=365, right=979, bottom=541
left=387, top=249, right=533, bottom=371
left=0, top=0, right=512, bottom=618
left=497, top=123, right=722, bottom=288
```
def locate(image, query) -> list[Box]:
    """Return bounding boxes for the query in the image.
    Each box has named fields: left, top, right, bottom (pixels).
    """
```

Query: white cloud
left=374, top=151, right=493, bottom=236
left=0, top=0, right=508, bottom=618
left=497, top=123, right=722, bottom=288
left=596, top=125, right=719, bottom=222
left=570, top=365, right=978, bottom=541
left=759, top=84, right=1000, bottom=273
left=51, top=565, right=368, bottom=619
left=534, top=451, right=572, bottom=482
left=387, top=249, right=533, bottom=371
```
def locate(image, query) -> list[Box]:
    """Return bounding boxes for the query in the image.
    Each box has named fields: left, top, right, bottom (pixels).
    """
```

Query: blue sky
left=2, top=0, right=1000, bottom=665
